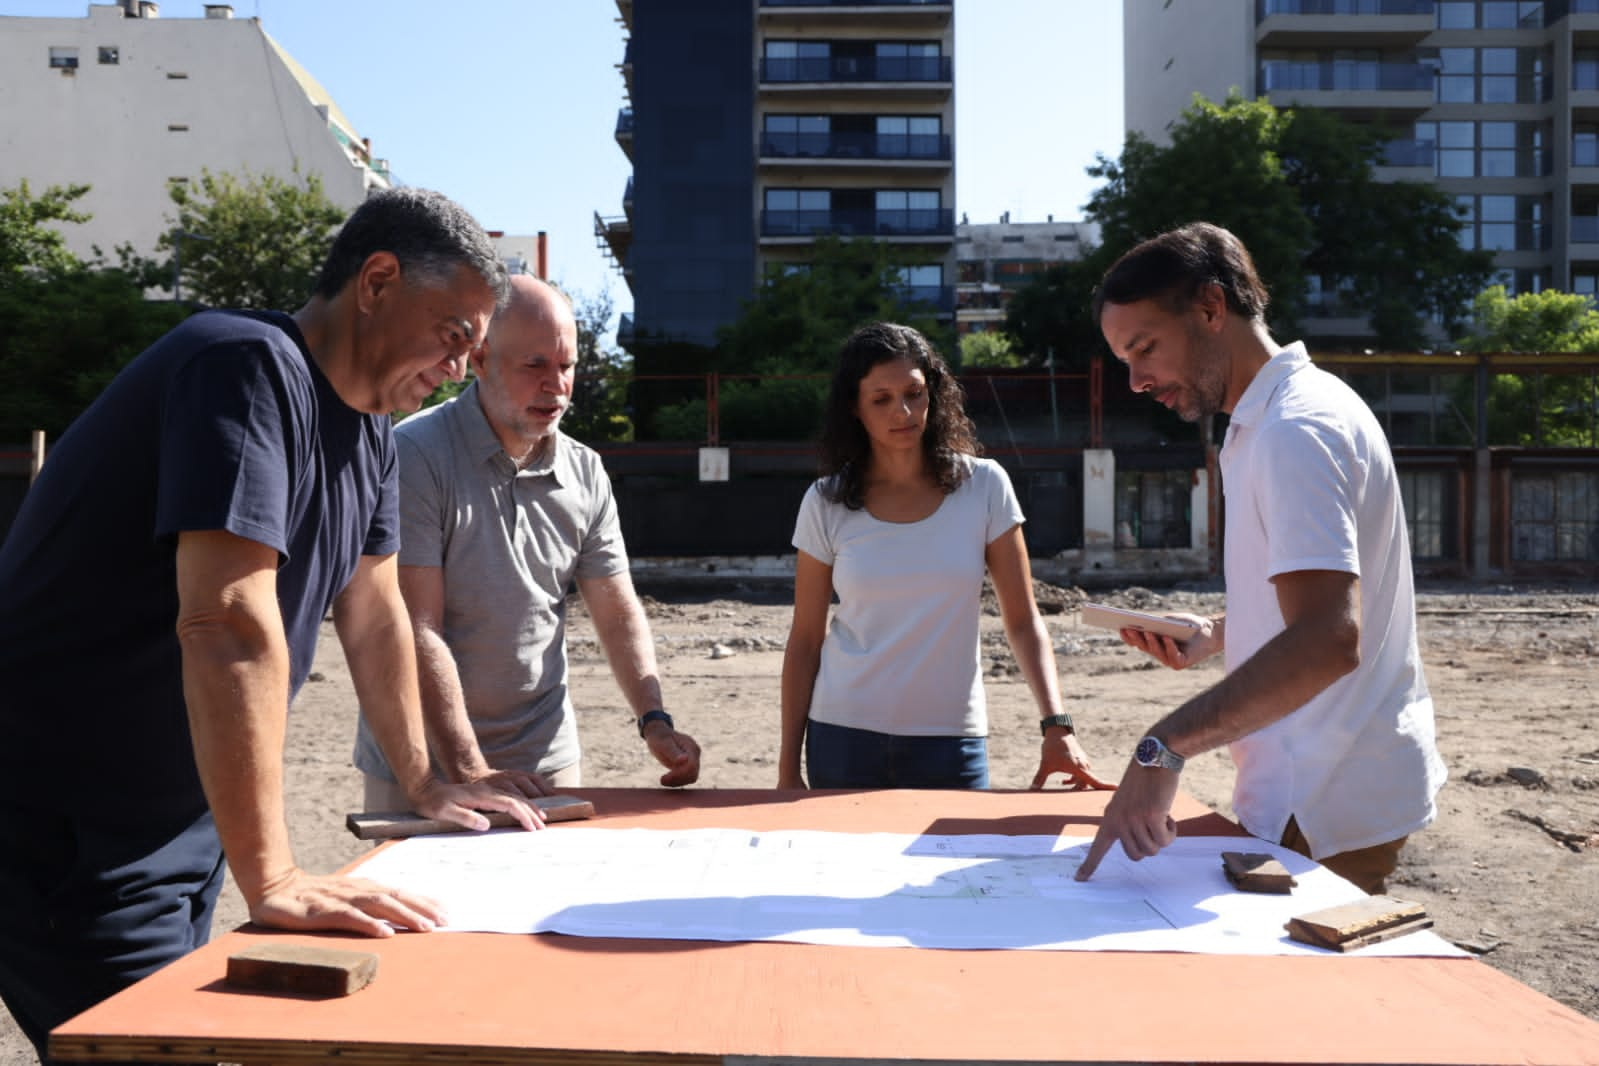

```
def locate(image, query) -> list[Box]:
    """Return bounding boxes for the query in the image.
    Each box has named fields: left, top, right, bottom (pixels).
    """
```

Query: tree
left=1078, top=93, right=1492, bottom=350
left=644, top=237, right=952, bottom=440
left=1, top=180, right=90, bottom=277
left=158, top=168, right=346, bottom=309
left=958, top=329, right=1023, bottom=369
left=562, top=287, right=634, bottom=443
left=1002, top=255, right=1110, bottom=371
left=1453, top=286, right=1599, bottom=445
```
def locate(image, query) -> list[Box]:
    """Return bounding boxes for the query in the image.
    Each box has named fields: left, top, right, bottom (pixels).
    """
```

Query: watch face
left=1135, top=737, right=1160, bottom=766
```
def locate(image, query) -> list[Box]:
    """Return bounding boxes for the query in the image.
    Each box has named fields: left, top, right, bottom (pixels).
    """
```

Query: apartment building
left=598, top=0, right=955, bottom=349
left=0, top=1, right=390, bottom=267
left=1125, top=0, right=1599, bottom=308
left=955, top=217, right=1101, bottom=336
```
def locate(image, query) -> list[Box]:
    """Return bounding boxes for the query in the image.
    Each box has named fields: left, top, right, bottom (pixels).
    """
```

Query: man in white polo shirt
left=1075, top=222, right=1445, bottom=893
left=354, top=275, right=700, bottom=808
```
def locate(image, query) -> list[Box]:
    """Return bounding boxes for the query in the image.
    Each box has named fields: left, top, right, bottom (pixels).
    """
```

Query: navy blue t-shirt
left=0, top=310, right=398, bottom=817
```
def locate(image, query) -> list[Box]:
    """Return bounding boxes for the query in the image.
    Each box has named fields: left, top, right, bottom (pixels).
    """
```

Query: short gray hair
left=314, top=187, right=509, bottom=306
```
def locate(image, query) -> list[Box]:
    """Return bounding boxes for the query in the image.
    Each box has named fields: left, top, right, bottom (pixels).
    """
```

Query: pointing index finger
left=1075, top=823, right=1116, bottom=882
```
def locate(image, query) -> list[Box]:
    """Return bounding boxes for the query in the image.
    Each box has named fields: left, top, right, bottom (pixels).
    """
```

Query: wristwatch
left=1134, top=735, right=1185, bottom=772
left=637, top=708, right=673, bottom=738
left=1039, top=713, right=1075, bottom=736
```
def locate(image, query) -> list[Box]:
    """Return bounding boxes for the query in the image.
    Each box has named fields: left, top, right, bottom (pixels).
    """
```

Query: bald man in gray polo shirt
left=354, top=276, right=700, bottom=807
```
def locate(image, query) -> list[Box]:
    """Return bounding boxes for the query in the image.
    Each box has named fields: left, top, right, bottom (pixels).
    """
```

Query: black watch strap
left=637, top=708, right=673, bottom=738
left=1039, top=713, right=1075, bottom=736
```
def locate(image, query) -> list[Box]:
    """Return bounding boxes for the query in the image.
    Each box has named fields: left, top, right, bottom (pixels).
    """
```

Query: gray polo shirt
left=352, top=381, right=629, bottom=782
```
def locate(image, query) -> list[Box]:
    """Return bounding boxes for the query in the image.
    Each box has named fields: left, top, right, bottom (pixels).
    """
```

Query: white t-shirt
left=792, top=456, right=1025, bottom=737
left=1221, top=342, right=1447, bottom=859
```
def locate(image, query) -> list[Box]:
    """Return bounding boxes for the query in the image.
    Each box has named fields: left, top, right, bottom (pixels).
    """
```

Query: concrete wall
left=1123, top=0, right=1255, bottom=145
left=0, top=3, right=383, bottom=265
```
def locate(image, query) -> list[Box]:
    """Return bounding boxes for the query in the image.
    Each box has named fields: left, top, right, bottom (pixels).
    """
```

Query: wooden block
left=1221, top=851, right=1297, bottom=894
left=225, top=944, right=377, bottom=997
left=1285, top=895, right=1432, bottom=952
left=344, top=793, right=595, bottom=840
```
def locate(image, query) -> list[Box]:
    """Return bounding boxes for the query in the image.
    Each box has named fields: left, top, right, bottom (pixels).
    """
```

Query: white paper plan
left=354, top=828, right=1462, bottom=957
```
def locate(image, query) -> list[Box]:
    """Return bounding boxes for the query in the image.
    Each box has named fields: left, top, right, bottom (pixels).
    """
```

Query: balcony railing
left=1259, top=0, right=1432, bottom=13
left=760, top=130, right=951, bottom=161
left=615, top=108, right=635, bottom=136
left=1380, top=137, right=1435, bottom=167
left=1259, top=60, right=1433, bottom=92
left=1572, top=216, right=1599, bottom=243
left=892, top=284, right=954, bottom=312
left=761, top=206, right=954, bottom=237
left=761, top=54, right=953, bottom=84
left=763, top=0, right=949, bottom=5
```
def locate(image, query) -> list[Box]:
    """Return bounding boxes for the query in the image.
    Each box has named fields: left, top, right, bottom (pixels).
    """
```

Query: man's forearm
left=413, top=623, right=493, bottom=781
left=178, top=604, right=296, bottom=908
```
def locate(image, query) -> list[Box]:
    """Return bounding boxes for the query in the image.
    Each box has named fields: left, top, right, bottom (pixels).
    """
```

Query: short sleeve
left=395, top=427, right=447, bottom=568
left=574, top=453, right=629, bottom=580
left=1254, top=418, right=1361, bottom=579
left=981, top=460, right=1026, bottom=545
left=792, top=482, right=836, bottom=565
left=364, top=427, right=401, bottom=557
left=154, top=340, right=303, bottom=558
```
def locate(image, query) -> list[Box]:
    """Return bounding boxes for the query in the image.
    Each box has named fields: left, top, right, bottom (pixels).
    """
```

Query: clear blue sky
left=3, top=0, right=1125, bottom=330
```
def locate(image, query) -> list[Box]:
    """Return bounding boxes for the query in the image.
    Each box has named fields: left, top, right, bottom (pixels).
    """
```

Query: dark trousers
left=0, top=800, right=224, bottom=1065
left=806, top=719, right=990, bottom=789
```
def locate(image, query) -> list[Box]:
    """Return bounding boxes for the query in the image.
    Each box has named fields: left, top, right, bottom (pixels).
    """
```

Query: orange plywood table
left=52, top=788, right=1599, bottom=1065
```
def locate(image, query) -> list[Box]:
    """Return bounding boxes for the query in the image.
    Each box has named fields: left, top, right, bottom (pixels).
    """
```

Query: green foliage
left=958, top=330, right=1023, bottom=369
left=1453, top=286, right=1599, bottom=446
left=1457, top=286, right=1599, bottom=354
left=1003, top=255, right=1111, bottom=371
left=642, top=237, right=950, bottom=440
left=717, top=236, right=952, bottom=376
left=0, top=180, right=190, bottom=440
left=1, top=180, right=90, bottom=277
left=0, top=264, right=188, bottom=439
left=561, top=287, right=635, bottom=443
left=158, top=168, right=346, bottom=309
left=1066, top=93, right=1490, bottom=351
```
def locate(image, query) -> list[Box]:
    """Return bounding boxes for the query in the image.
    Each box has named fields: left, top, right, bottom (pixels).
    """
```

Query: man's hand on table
left=1074, top=758, right=1182, bottom=881
left=1030, top=731, right=1116, bottom=791
left=410, top=777, right=545, bottom=831
left=249, top=869, right=450, bottom=937
left=464, top=766, right=556, bottom=800
left=645, top=723, right=702, bottom=787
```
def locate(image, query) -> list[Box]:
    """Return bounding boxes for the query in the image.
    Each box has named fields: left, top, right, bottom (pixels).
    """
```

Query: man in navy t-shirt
left=0, top=187, right=541, bottom=1062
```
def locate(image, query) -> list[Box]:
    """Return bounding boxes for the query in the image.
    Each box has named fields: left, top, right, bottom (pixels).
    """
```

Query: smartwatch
left=637, top=708, right=673, bottom=738
left=1039, top=713, right=1075, bottom=736
left=1134, top=735, right=1185, bottom=772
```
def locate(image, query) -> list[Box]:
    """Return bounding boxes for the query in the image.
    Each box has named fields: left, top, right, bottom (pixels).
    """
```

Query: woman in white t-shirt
left=778, top=322, right=1108, bottom=791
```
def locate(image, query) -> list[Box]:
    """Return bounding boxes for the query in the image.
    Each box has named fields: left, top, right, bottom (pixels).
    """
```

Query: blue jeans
left=806, top=719, right=989, bottom=789
left=0, top=800, right=224, bottom=1064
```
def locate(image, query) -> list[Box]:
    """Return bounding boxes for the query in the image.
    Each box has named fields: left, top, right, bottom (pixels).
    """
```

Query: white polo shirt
left=1220, top=342, right=1446, bottom=859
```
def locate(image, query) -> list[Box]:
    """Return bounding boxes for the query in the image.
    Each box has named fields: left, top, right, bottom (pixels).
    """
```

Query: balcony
left=1257, top=1, right=1433, bottom=49
left=1572, top=216, right=1599, bottom=247
left=759, top=129, right=952, bottom=165
left=594, top=210, right=632, bottom=273
left=623, top=175, right=634, bottom=218
left=760, top=54, right=953, bottom=86
left=760, top=206, right=954, bottom=239
left=1573, top=140, right=1599, bottom=185
left=1260, top=59, right=1434, bottom=112
left=893, top=284, right=954, bottom=313
left=759, top=0, right=952, bottom=30
left=615, top=107, right=634, bottom=159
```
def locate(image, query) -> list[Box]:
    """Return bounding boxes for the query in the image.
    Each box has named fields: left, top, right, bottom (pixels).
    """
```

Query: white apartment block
left=0, top=1, right=389, bottom=266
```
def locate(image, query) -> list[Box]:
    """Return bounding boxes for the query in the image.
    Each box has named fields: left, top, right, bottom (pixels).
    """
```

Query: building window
left=1420, top=120, right=1547, bottom=178
left=1433, top=46, right=1548, bottom=104
left=1115, top=471, right=1191, bottom=550
left=1399, top=470, right=1452, bottom=561
left=1436, top=1, right=1545, bottom=29
left=98, top=46, right=119, bottom=65
left=48, top=47, right=79, bottom=69
left=875, top=189, right=941, bottom=234
left=1511, top=472, right=1599, bottom=562
left=763, top=187, right=830, bottom=235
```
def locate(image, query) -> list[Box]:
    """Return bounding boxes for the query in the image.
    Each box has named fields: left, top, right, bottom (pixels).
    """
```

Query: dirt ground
left=4, top=577, right=1597, bottom=1061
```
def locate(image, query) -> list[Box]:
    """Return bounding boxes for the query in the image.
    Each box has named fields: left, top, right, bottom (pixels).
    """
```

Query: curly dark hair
left=817, top=321, right=979, bottom=510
